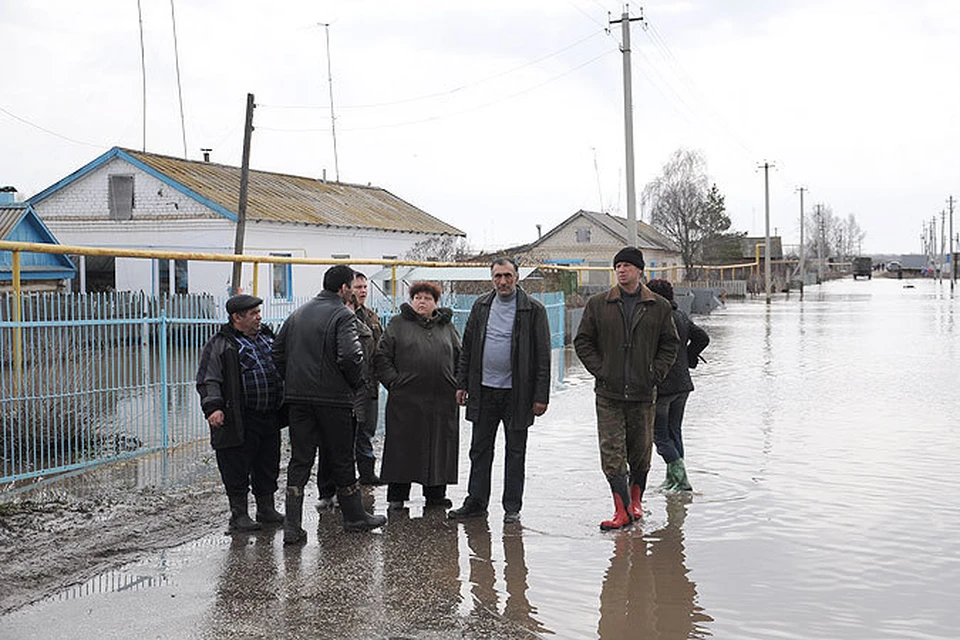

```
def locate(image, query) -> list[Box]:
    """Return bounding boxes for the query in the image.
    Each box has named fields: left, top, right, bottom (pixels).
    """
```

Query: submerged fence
left=0, top=290, right=565, bottom=484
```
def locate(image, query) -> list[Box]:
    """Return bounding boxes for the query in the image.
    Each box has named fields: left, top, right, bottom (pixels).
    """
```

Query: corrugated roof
left=123, top=149, right=464, bottom=235
left=0, top=205, right=26, bottom=240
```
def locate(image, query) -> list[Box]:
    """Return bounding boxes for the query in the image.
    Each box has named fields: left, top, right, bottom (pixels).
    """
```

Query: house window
left=271, top=253, right=292, bottom=299
left=158, top=259, right=170, bottom=295
left=575, top=227, right=591, bottom=243
left=175, top=260, right=188, bottom=294
left=382, top=255, right=397, bottom=297
left=108, top=174, right=134, bottom=220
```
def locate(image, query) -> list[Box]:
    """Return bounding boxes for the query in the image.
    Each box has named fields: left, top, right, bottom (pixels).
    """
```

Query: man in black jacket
left=196, top=294, right=285, bottom=533
left=449, top=258, right=551, bottom=524
left=272, top=265, right=386, bottom=545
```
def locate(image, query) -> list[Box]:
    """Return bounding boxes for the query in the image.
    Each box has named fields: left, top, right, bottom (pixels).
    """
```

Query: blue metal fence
left=0, top=290, right=564, bottom=484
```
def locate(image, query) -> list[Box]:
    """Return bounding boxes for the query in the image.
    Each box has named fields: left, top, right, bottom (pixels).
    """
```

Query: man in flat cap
left=574, top=247, right=679, bottom=530
left=196, top=294, right=285, bottom=533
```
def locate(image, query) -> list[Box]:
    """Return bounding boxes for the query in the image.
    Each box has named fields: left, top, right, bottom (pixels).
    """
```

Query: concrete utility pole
left=759, top=161, right=774, bottom=302
left=231, top=93, right=255, bottom=296
left=611, top=7, right=644, bottom=248
left=941, top=209, right=947, bottom=283
left=949, top=195, right=955, bottom=289
left=815, top=204, right=824, bottom=284
left=796, top=186, right=806, bottom=291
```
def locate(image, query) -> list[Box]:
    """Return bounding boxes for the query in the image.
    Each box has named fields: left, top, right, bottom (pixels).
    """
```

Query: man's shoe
left=447, top=501, right=487, bottom=519
left=503, top=511, right=521, bottom=524
left=425, top=497, right=453, bottom=508
left=387, top=500, right=405, bottom=510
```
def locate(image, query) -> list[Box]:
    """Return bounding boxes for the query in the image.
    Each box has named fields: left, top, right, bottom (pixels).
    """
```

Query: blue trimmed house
left=0, top=191, right=76, bottom=292
left=27, top=147, right=463, bottom=297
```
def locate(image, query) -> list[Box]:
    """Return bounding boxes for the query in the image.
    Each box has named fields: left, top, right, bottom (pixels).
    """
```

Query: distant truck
left=853, top=256, right=872, bottom=280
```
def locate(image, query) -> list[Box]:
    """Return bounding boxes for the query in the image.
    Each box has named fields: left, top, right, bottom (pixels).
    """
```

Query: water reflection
left=462, top=519, right=551, bottom=637
left=382, top=506, right=461, bottom=633
left=598, top=497, right=711, bottom=640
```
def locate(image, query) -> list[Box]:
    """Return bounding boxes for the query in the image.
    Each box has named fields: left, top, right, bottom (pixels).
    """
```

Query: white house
left=28, top=147, right=464, bottom=299
left=481, top=210, right=683, bottom=286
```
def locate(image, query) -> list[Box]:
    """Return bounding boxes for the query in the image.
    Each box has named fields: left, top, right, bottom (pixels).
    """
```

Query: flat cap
left=226, top=294, right=262, bottom=315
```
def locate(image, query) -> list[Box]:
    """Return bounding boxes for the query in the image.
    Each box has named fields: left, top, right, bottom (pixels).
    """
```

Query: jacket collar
left=605, top=282, right=657, bottom=303
left=480, top=286, right=532, bottom=310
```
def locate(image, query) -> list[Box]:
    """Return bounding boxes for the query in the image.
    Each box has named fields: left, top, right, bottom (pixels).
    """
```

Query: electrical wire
left=257, top=47, right=617, bottom=133
left=0, top=104, right=106, bottom=148
left=258, top=28, right=606, bottom=111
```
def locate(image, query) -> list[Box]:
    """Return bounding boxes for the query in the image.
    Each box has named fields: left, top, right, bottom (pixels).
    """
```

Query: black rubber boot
left=228, top=494, right=262, bottom=533
left=338, top=483, right=387, bottom=532
left=255, top=493, right=284, bottom=525
left=283, top=486, right=307, bottom=546
left=357, top=457, right=383, bottom=486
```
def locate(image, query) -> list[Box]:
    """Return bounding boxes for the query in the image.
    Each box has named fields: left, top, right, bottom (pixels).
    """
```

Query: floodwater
left=4, top=277, right=960, bottom=639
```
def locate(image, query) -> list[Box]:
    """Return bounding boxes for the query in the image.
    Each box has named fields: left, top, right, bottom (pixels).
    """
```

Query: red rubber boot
left=600, top=492, right=633, bottom=531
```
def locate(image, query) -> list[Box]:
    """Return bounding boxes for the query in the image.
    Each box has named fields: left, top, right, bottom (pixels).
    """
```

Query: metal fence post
left=160, top=306, right=169, bottom=449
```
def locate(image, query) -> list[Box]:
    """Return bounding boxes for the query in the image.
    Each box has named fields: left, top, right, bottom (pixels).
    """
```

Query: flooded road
left=4, top=277, right=959, bottom=639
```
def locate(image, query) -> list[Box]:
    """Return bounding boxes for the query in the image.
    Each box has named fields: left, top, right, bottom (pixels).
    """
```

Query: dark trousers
left=354, top=395, right=378, bottom=462
left=215, top=408, right=281, bottom=499
left=465, top=387, right=529, bottom=514
left=654, top=391, right=689, bottom=464
left=286, top=403, right=356, bottom=490
left=387, top=483, right=447, bottom=502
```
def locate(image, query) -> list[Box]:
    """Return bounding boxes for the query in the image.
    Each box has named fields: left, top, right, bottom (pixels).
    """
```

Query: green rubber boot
left=670, top=459, right=693, bottom=492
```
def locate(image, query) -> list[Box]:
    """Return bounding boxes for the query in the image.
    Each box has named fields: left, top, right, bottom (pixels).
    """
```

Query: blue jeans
left=465, top=387, right=529, bottom=514
left=654, top=391, right=689, bottom=464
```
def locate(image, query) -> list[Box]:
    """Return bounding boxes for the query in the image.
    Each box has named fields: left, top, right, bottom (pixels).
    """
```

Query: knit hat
left=613, top=246, right=645, bottom=271
left=225, top=294, right=262, bottom=315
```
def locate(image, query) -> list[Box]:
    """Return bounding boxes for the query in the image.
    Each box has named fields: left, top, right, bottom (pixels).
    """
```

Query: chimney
left=201, top=148, right=212, bottom=162
left=0, top=186, right=17, bottom=205
left=322, top=169, right=327, bottom=183
left=536, top=224, right=542, bottom=239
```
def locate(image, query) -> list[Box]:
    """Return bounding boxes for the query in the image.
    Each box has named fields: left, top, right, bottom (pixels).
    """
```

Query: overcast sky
left=3, top=0, right=959, bottom=254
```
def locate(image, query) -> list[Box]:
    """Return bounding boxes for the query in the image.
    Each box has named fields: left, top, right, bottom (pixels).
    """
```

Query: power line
left=258, top=28, right=606, bottom=111
left=258, top=47, right=617, bottom=133
left=0, top=104, right=105, bottom=147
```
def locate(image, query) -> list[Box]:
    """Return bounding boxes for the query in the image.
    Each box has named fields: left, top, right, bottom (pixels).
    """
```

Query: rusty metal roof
left=0, top=205, right=27, bottom=240
left=123, top=149, right=464, bottom=235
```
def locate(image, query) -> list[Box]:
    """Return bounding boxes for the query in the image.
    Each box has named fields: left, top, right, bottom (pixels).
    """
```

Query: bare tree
left=642, top=149, right=731, bottom=277
left=403, top=235, right=470, bottom=262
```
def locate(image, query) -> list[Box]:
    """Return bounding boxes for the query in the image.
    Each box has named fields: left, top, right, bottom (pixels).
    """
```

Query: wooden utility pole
left=231, top=93, right=255, bottom=296
left=611, top=7, right=644, bottom=248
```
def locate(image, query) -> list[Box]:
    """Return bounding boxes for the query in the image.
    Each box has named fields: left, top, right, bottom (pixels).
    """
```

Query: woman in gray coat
left=375, top=281, right=462, bottom=509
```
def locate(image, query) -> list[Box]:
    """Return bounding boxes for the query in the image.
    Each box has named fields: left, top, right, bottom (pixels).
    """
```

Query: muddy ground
left=0, top=446, right=227, bottom=614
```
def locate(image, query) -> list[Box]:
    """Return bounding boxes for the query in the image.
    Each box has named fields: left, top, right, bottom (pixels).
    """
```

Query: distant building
left=476, top=210, right=682, bottom=287
left=28, top=147, right=463, bottom=297
left=0, top=195, right=76, bottom=293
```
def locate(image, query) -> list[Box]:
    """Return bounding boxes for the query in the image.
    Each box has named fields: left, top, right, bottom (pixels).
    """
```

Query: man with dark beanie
left=196, top=294, right=285, bottom=533
left=574, top=247, right=679, bottom=530
left=272, top=265, right=386, bottom=545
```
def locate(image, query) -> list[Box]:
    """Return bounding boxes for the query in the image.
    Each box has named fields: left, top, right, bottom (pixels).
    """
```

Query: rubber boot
left=672, top=459, right=693, bottom=492
left=228, top=494, right=262, bottom=533
left=629, top=484, right=644, bottom=521
left=600, top=476, right=633, bottom=531
left=338, top=483, right=387, bottom=532
left=283, top=486, right=307, bottom=546
left=357, top=457, right=383, bottom=486
left=657, top=465, right=676, bottom=491
left=255, top=493, right=284, bottom=525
